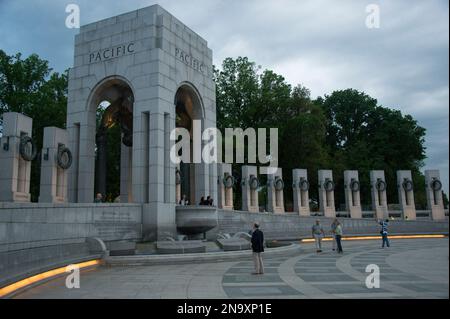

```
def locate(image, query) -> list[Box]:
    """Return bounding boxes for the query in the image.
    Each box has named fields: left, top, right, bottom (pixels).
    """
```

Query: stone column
left=397, top=170, right=416, bottom=220
left=242, top=165, right=259, bottom=212
left=318, top=170, right=335, bottom=217
left=217, top=163, right=233, bottom=210
left=267, top=167, right=284, bottom=214
left=293, top=169, right=310, bottom=216
left=144, top=111, right=176, bottom=239
left=76, top=120, right=96, bottom=204
left=344, top=170, right=362, bottom=218
left=370, top=170, right=388, bottom=219
left=0, top=112, right=33, bottom=202
left=95, top=131, right=107, bottom=198
left=194, top=121, right=210, bottom=205
left=175, top=167, right=181, bottom=204
left=120, top=143, right=132, bottom=203
left=425, top=170, right=445, bottom=220
left=39, top=127, right=70, bottom=203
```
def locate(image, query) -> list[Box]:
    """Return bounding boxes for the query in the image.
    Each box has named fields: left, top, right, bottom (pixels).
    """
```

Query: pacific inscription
left=89, top=42, right=135, bottom=63
left=175, top=47, right=206, bottom=75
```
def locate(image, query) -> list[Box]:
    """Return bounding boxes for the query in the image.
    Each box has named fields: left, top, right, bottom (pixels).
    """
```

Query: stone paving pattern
left=13, top=238, right=449, bottom=299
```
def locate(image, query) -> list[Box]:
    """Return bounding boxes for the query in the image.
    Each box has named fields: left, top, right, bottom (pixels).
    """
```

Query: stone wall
left=211, top=209, right=449, bottom=241
left=0, top=203, right=142, bottom=287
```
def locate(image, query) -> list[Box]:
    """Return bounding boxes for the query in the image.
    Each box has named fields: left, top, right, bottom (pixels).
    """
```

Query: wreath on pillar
left=299, top=179, right=310, bottom=192
left=19, top=135, right=37, bottom=162
left=223, top=175, right=235, bottom=189
left=375, top=180, right=387, bottom=192
left=430, top=179, right=442, bottom=192
left=249, top=176, right=259, bottom=190
left=324, top=179, right=335, bottom=192
left=56, top=145, right=73, bottom=170
left=274, top=177, right=284, bottom=191
left=350, top=180, right=360, bottom=192
left=402, top=179, right=414, bottom=192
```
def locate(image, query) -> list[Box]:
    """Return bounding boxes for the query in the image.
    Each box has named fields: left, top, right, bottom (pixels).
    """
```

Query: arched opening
left=88, top=78, right=134, bottom=203
left=175, top=84, right=204, bottom=206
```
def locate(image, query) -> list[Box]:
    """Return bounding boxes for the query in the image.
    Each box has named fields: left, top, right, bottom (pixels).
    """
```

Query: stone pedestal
left=39, top=127, right=70, bottom=203
left=0, top=112, right=33, bottom=202
left=397, top=170, right=416, bottom=220
left=267, top=167, right=284, bottom=214
left=242, top=166, right=259, bottom=212
left=344, top=170, right=362, bottom=218
left=217, top=163, right=233, bottom=210
left=425, top=170, right=445, bottom=220
left=370, top=170, right=388, bottom=219
left=292, top=169, right=310, bottom=216
left=318, top=170, right=335, bottom=217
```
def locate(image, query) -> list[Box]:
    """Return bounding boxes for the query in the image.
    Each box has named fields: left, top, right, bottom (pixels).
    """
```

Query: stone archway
left=91, top=77, right=135, bottom=203
left=69, top=76, right=135, bottom=203
left=175, top=83, right=205, bottom=206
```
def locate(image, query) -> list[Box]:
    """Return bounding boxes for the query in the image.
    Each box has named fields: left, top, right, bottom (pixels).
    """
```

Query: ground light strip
left=0, top=259, right=101, bottom=298
left=300, top=234, right=446, bottom=243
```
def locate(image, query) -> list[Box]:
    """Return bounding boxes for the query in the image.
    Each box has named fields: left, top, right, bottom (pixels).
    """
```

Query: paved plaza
left=12, top=238, right=448, bottom=299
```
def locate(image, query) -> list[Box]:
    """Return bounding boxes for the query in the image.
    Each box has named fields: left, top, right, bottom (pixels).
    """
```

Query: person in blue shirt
left=377, top=219, right=390, bottom=248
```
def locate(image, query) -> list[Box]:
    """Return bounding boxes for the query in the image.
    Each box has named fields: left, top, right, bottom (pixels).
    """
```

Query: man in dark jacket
left=251, top=223, right=264, bottom=275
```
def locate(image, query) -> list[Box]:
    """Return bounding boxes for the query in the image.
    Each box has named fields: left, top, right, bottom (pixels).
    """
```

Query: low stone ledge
left=105, top=243, right=301, bottom=266
left=156, top=240, right=206, bottom=254
left=216, top=238, right=251, bottom=251
left=107, top=241, right=136, bottom=256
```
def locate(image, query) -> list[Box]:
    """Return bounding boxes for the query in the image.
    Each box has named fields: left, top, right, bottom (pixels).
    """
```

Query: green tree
left=318, top=89, right=427, bottom=209
left=0, top=50, right=67, bottom=201
left=279, top=86, right=328, bottom=210
left=215, top=57, right=328, bottom=210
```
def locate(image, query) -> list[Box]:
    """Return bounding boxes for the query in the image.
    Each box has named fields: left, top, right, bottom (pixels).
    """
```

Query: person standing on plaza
left=179, top=194, right=189, bottom=206
left=94, top=193, right=103, bottom=203
left=251, top=223, right=265, bottom=275
left=377, top=218, right=390, bottom=248
left=334, top=220, right=343, bottom=253
left=312, top=220, right=325, bottom=253
left=331, top=218, right=339, bottom=251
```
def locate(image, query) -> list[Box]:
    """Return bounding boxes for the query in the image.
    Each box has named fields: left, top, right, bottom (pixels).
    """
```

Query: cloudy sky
left=0, top=0, right=448, bottom=192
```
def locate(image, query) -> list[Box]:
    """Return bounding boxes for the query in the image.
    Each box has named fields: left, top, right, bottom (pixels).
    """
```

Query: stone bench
left=107, top=241, right=136, bottom=256
left=156, top=240, right=206, bottom=254
left=217, top=238, right=251, bottom=251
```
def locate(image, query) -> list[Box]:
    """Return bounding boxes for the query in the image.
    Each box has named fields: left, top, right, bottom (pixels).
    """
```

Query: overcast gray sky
left=0, top=0, right=448, bottom=193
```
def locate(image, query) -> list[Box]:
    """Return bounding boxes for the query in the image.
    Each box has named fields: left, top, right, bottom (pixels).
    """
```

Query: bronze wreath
left=375, top=180, right=387, bottom=192
left=324, top=179, right=335, bottom=192
left=19, top=136, right=37, bottom=162
left=350, top=180, right=360, bottom=192
left=223, top=175, right=235, bottom=189
left=402, top=179, right=414, bottom=192
left=249, top=176, right=259, bottom=190
left=56, top=146, right=73, bottom=170
left=430, top=179, right=442, bottom=192
left=274, top=177, right=284, bottom=191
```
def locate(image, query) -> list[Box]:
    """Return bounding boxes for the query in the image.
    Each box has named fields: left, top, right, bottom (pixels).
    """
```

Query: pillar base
left=1, top=191, right=31, bottom=203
